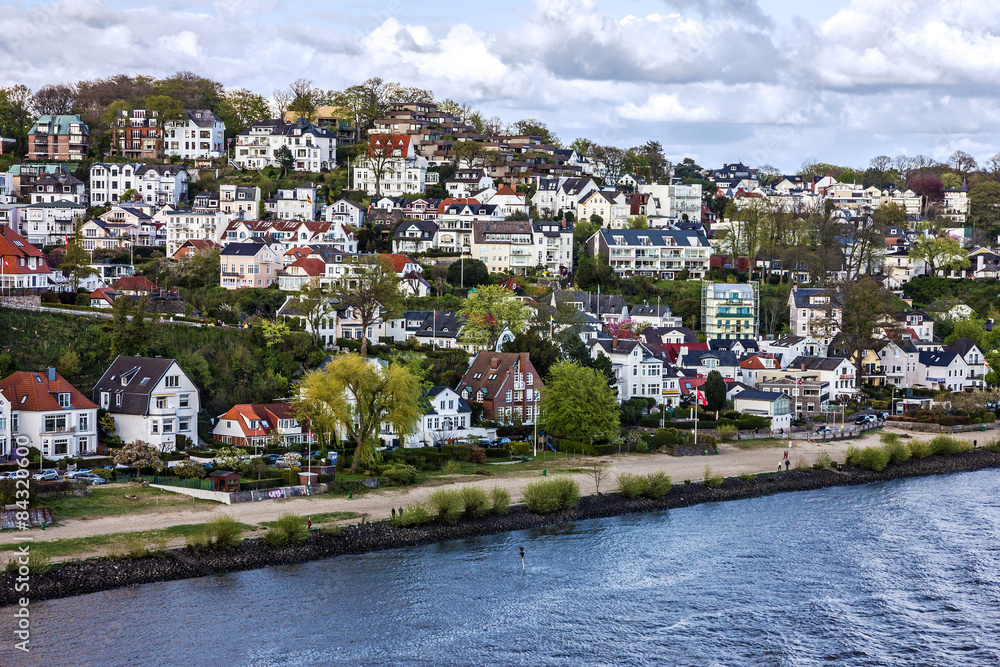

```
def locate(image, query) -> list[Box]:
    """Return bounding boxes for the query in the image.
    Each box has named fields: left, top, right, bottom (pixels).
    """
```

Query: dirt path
left=4, top=428, right=989, bottom=551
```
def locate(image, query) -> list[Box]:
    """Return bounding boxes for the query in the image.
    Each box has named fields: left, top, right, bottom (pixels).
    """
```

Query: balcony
left=42, top=426, right=76, bottom=435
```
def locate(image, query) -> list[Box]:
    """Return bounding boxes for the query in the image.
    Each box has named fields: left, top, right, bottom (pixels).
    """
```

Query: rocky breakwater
left=3, top=449, right=1000, bottom=606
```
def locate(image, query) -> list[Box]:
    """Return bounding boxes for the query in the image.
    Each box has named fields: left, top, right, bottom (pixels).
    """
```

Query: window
left=152, top=422, right=159, bottom=434
left=156, top=397, right=167, bottom=409
left=179, top=394, right=189, bottom=408
left=165, top=375, right=180, bottom=388
left=54, top=439, right=68, bottom=456
left=79, top=414, right=89, bottom=432
left=101, top=392, right=109, bottom=409
left=505, top=390, right=513, bottom=403
left=116, top=394, right=122, bottom=407
left=163, top=421, right=174, bottom=433
left=11, top=414, right=17, bottom=433
left=44, top=415, right=68, bottom=432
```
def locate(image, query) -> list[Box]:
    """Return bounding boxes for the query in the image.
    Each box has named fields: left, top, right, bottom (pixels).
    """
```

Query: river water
left=7, top=470, right=1000, bottom=666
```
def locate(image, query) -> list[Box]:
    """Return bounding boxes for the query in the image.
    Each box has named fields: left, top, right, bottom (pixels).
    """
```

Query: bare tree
left=31, top=84, right=76, bottom=115
left=892, top=155, right=914, bottom=183
left=271, top=88, right=293, bottom=118
left=584, top=460, right=611, bottom=495
left=949, top=150, right=978, bottom=176
left=985, top=153, right=1000, bottom=181
left=363, top=135, right=399, bottom=197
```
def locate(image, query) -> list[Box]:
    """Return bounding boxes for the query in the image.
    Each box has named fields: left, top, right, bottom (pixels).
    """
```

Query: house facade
left=27, top=115, right=89, bottom=162
left=234, top=118, right=336, bottom=171
left=587, top=228, right=711, bottom=280
left=0, top=369, right=98, bottom=459
left=213, top=403, right=312, bottom=448
left=701, top=282, right=758, bottom=340
left=111, top=108, right=163, bottom=160
left=163, top=109, right=226, bottom=160
left=220, top=240, right=283, bottom=289
left=93, top=356, right=201, bottom=450
left=456, top=352, right=543, bottom=425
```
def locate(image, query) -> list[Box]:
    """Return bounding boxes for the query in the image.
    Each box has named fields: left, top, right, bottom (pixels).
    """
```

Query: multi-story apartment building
left=587, top=228, right=711, bottom=280
left=589, top=337, right=664, bottom=404
left=164, top=210, right=226, bottom=257
left=111, top=108, right=163, bottom=160
left=353, top=134, right=428, bottom=196
left=135, top=165, right=189, bottom=206
left=219, top=184, right=261, bottom=220
left=265, top=185, right=318, bottom=220
left=233, top=118, right=336, bottom=172
left=472, top=220, right=536, bottom=275
left=93, top=356, right=201, bottom=451
left=532, top=220, right=574, bottom=276
left=788, top=287, right=842, bottom=345
left=89, top=162, right=143, bottom=206
left=27, top=115, right=89, bottom=161
left=756, top=376, right=830, bottom=419
left=18, top=201, right=87, bottom=247
left=164, top=109, right=225, bottom=160
left=0, top=368, right=98, bottom=459
left=6, top=164, right=71, bottom=199
left=701, top=282, right=759, bottom=340
left=30, top=173, right=87, bottom=205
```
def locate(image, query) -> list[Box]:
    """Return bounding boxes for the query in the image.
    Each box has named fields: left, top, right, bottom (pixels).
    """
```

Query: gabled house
left=93, top=356, right=201, bottom=450
left=456, top=352, right=543, bottom=425
left=629, top=304, right=683, bottom=329
left=577, top=190, right=630, bottom=229
left=732, top=389, right=791, bottom=431
left=756, top=376, right=830, bottom=419
left=400, top=386, right=474, bottom=448
left=0, top=368, right=98, bottom=459
left=788, top=287, right=842, bottom=344
left=392, top=219, right=438, bottom=255
left=915, top=351, right=970, bottom=392
left=784, top=356, right=857, bottom=400
left=678, top=349, right=741, bottom=381
left=944, top=338, right=989, bottom=390
left=219, top=239, right=283, bottom=289
left=0, top=225, right=51, bottom=291
left=325, top=198, right=366, bottom=227
left=213, top=403, right=312, bottom=448
left=444, top=168, right=494, bottom=198
left=739, top=354, right=780, bottom=386
left=760, top=335, right=826, bottom=368
left=589, top=337, right=663, bottom=403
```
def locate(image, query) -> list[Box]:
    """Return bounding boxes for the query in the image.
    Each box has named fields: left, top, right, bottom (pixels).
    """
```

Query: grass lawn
left=257, top=511, right=360, bottom=529
left=43, top=484, right=215, bottom=522
left=730, top=438, right=789, bottom=451
left=0, top=522, right=250, bottom=561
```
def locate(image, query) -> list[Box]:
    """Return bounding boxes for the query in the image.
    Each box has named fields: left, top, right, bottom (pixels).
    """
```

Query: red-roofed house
left=88, top=287, right=120, bottom=308
left=112, top=275, right=157, bottom=295
left=353, top=134, right=429, bottom=196
left=172, top=239, right=217, bottom=260
left=739, top=354, right=780, bottom=386
left=379, top=253, right=430, bottom=297
left=484, top=185, right=530, bottom=218
left=0, top=368, right=98, bottom=458
left=212, top=403, right=312, bottom=449
left=0, top=225, right=51, bottom=291
left=456, top=352, right=543, bottom=425
left=277, top=256, right=327, bottom=291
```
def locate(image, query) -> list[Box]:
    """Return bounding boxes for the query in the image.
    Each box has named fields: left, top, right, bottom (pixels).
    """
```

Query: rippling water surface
left=7, top=470, right=1000, bottom=666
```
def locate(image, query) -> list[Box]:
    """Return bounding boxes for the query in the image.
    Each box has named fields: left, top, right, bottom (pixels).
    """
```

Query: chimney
left=490, top=357, right=500, bottom=369
left=47, top=367, right=57, bottom=392
left=612, top=335, right=618, bottom=350
left=800, top=363, right=805, bottom=371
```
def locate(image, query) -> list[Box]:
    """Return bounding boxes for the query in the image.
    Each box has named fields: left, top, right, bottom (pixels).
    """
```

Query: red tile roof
left=0, top=226, right=50, bottom=276
left=379, top=253, right=415, bottom=273
left=0, top=371, right=97, bottom=412
left=216, top=403, right=300, bottom=437
left=287, top=257, right=325, bottom=276
left=112, top=275, right=157, bottom=292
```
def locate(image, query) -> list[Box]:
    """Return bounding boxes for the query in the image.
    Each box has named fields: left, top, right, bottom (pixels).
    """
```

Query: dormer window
left=57, top=393, right=71, bottom=408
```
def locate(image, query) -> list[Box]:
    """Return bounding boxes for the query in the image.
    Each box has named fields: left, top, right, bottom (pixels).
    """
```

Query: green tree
left=335, top=255, right=403, bottom=358
left=295, top=278, right=336, bottom=347
left=460, top=284, right=533, bottom=351
left=944, top=319, right=984, bottom=347
left=274, top=145, right=294, bottom=177
left=118, top=188, right=140, bottom=203
left=104, top=295, right=154, bottom=360
left=143, top=94, right=185, bottom=125
left=539, top=360, right=620, bottom=441
left=296, top=354, right=422, bottom=472
left=909, top=234, right=970, bottom=277
left=704, top=370, right=727, bottom=413
left=446, top=258, right=489, bottom=288
left=502, top=328, right=560, bottom=380
left=627, top=215, right=649, bottom=229
left=60, top=217, right=97, bottom=292
left=0, top=85, right=34, bottom=157
left=217, top=88, right=270, bottom=138
left=56, top=348, right=81, bottom=381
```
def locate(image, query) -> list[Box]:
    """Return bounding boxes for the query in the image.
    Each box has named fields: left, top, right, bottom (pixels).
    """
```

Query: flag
left=696, top=389, right=707, bottom=407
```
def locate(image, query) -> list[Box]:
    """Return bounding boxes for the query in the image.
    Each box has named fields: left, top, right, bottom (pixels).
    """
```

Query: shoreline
left=4, top=449, right=1000, bottom=606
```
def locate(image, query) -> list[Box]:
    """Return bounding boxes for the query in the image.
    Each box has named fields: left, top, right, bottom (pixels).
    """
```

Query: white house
left=234, top=118, right=336, bottom=172
left=444, top=169, right=494, bottom=198
left=266, top=185, right=318, bottom=221
left=532, top=176, right=599, bottom=217
left=760, top=335, right=827, bottom=368
left=213, top=403, right=312, bottom=449
left=400, top=386, right=474, bottom=448
left=733, top=389, right=792, bottom=432
left=589, top=337, right=663, bottom=403
left=0, top=390, right=10, bottom=458
left=17, top=201, right=88, bottom=247
left=353, top=134, right=428, bottom=196
left=785, top=356, right=857, bottom=400
left=163, top=109, right=226, bottom=160
left=30, top=173, right=87, bottom=205
left=0, top=368, right=99, bottom=459
left=93, top=356, right=201, bottom=451
left=135, top=164, right=189, bottom=206
left=89, top=162, right=143, bottom=207
left=325, top=198, right=366, bottom=227
left=915, top=351, right=972, bottom=393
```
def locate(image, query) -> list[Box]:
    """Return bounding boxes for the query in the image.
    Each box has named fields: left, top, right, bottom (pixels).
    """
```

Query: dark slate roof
left=598, top=228, right=708, bottom=247
left=709, top=338, right=759, bottom=352
left=680, top=350, right=739, bottom=367
left=787, top=356, right=848, bottom=371
left=790, top=288, right=841, bottom=309
left=641, top=326, right=698, bottom=344
left=185, top=109, right=222, bottom=128
left=918, top=351, right=959, bottom=367
left=734, top=389, right=787, bottom=402
left=553, top=290, right=627, bottom=316
left=136, top=164, right=186, bottom=177
left=590, top=338, right=645, bottom=356
left=92, top=356, right=177, bottom=415
left=415, top=311, right=464, bottom=339
left=423, top=386, right=472, bottom=415
left=629, top=304, right=674, bottom=318
left=392, top=219, right=438, bottom=239
left=944, top=338, right=978, bottom=356
left=220, top=241, right=273, bottom=256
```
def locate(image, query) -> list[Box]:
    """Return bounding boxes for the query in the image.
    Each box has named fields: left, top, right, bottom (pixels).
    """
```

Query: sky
left=2, top=0, right=1000, bottom=173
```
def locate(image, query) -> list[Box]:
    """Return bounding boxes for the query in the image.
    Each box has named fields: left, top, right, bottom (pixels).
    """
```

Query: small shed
left=209, top=470, right=241, bottom=492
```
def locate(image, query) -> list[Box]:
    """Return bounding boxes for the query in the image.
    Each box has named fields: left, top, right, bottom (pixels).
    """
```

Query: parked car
left=64, top=469, right=92, bottom=479
left=31, top=469, right=60, bottom=481
left=814, top=425, right=832, bottom=434
left=0, top=471, right=28, bottom=480
left=262, top=454, right=282, bottom=465
left=75, top=473, right=106, bottom=485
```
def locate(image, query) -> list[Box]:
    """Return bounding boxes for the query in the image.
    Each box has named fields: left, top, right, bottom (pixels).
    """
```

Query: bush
left=204, top=515, right=244, bottom=549
left=882, top=440, right=911, bottom=466
left=879, top=432, right=900, bottom=447
left=522, top=477, right=580, bottom=514
left=459, top=486, right=490, bottom=517
left=510, top=442, right=531, bottom=456
left=635, top=441, right=650, bottom=454
left=644, top=471, right=672, bottom=499
left=173, top=459, right=208, bottom=479
left=847, top=446, right=890, bottom=472
left=469, top=447, right=487, bottom=464
left=653, top=429, right=678, bottom=448
left=381, top=463, right=418, bottom=486
left=929, top=435, right=970, bottom=456
left=265, top=513, right=309, bottom=547
left=617, top=473, right=649, bottom=498
left=703, top=465, right=724, bottom=488
left=393, top=503, right=432, bottom=527
left=716, top=424, right=738, bottom=442
left=812, top=451, right=832, bottom=470
left=908, top=440, right=931, bottom=459
left=89, top=468, right=113, bottom=481
left=428, top=488, right=464, bottom=523
left=982, top=412, right=997, bottom=423
left=938, top=416, right=955, bottom=427
left=490, top=486, right=511, bottom=514
left=985, top=439, right=1000, bottom=453
left=441, top=460, right=461, bottom=475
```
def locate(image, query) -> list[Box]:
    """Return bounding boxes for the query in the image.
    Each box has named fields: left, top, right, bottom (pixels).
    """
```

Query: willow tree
left=295, top=354, right=422, bottom=471
left=539, top=360, right=620, bottom=442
